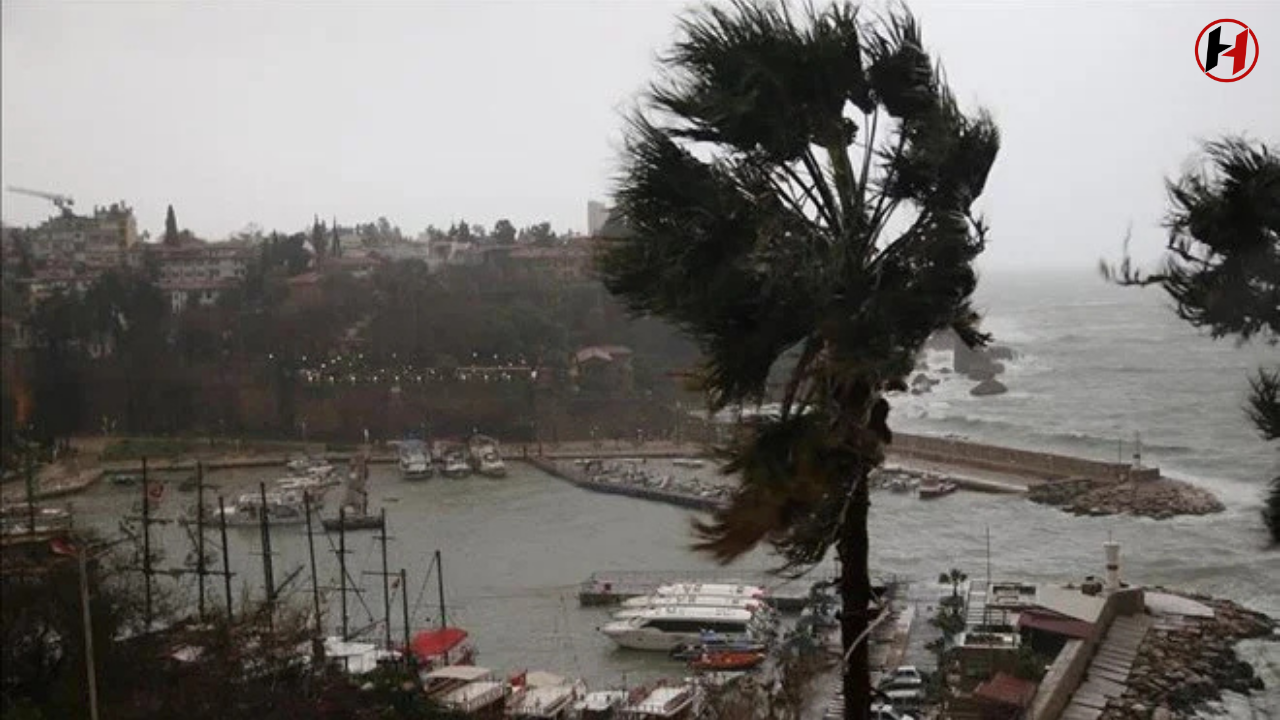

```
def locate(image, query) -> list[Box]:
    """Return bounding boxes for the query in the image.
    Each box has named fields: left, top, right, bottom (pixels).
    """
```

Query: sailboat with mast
left=323, top=455, right=384, bottom=531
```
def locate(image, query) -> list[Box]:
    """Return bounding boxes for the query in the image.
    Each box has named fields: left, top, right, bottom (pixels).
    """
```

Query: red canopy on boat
left=410, top=627, right=468, bottom=660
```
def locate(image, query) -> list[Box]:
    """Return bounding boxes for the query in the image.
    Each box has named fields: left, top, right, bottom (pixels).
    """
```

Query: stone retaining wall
left=891, top=433, right=1161, bottom=483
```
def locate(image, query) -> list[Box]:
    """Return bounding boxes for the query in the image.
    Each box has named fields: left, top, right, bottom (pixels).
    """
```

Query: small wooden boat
left=322, top=510, right=384, bottom=532
left=917, top=479, right=957, bottom=499
left=688, top=650, right=765, bottom=671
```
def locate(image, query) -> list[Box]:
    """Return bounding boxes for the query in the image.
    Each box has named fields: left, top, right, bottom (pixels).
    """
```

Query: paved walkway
left=1060, top=614, right=1152, bottom=720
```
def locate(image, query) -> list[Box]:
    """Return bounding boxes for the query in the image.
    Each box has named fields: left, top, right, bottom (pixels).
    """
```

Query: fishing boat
left=286, top=455, right=334, bottom=478
left=209, top=491, right=307, bottom=526
left=570, top=691, right=628, bottom=720
left=469, top=435, right=507, bottom=478
left=410, top=627, right=475, bottom=672
left=322, top=456, right=382, bottom=530
left=399, top=439, right=434, bottom=481
left=917, top=478, right=957, bottom=499
left=0, top=503, right=72, bottom=536
left=110, top=472, right=143, bottom=486
left=621, top=685, right=698, bottom=720
left=423, top=665, right=508, bottom=717
left=687, top=650, right=765, bottom=672
left=506, top=671, right=584, bottom=719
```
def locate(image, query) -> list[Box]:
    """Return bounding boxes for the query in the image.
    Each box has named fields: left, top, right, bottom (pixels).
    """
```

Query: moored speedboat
left=399, top=439, right=434, bottom=481
left=671, top=459, right=704, bottom=469
left=469, top=435, right=507, bottom=478
left=917, top=478, right=957, bottom=499
left=687, top=650, right=765, bottom=671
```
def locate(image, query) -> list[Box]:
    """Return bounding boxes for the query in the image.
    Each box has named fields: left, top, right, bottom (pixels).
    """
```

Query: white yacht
left=651, top=583, right=767, bottom=599
left=469, top=435, right=507, bottom=478
left=399, top=440, right=433, bottom=481
left=598, top=606, right=771, bottom=651
left=615, top=594, right=770, bottom=616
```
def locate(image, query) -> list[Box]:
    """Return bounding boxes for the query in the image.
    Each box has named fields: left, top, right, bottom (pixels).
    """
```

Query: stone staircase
left=1060, top=614, right=1152, bottom=720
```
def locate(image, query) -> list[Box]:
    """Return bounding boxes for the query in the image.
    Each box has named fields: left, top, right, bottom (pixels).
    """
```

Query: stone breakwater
left=1027, top=477, right=1224, bottom=519
left=524, top=457, right=730, bottom=512
left=1098, top=593, right=1275, bottom=720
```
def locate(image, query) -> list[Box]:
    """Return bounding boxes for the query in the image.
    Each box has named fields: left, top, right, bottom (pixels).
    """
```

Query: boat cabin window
left=643, top=618, right=747, bottom=634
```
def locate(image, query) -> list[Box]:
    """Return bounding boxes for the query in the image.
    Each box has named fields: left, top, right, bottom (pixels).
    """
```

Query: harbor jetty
left=524, top=456, right=727, bottom=512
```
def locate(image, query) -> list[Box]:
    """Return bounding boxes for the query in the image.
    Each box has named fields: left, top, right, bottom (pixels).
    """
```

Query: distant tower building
left=587, top=200, right=612, bottom=236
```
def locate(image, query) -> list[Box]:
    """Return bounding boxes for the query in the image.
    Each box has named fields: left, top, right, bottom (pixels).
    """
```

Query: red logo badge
left=1196, top=19, right=1259, bottom=82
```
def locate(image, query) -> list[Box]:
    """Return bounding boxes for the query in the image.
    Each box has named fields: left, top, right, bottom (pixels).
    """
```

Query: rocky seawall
left=1098, top=593, right=1276, bottom=720
left=1027, top=477, right=1224, bottom=519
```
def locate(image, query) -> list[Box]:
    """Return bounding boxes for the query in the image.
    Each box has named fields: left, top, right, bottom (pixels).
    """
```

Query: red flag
left=50, top=537, right=78, bottom=556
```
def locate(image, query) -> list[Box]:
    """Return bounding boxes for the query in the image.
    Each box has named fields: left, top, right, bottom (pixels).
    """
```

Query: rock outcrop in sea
left=1028, top=477, right=1224, bottom=519
left=1098, top=593, right=1275, bottom=720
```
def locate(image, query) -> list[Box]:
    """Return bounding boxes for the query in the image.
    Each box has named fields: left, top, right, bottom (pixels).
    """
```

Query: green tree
left=1106, top=137, right=1279, bottom=543
left=524, top=222, right=557, bottom=246
left=938, top=568, right=967, bottom=600
left=492, top=219, right=517, bottom=245
left=596, top=4, right=999, bottom=718
left=164, top=204, right=179, bottom=245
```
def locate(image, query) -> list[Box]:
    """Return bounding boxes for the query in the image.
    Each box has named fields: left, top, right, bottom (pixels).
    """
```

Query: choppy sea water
left=70, top=269, right=1277, bottom=711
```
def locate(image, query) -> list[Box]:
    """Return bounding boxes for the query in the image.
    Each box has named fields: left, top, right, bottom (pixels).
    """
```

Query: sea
left=72, top=268, right=1277, bottom=715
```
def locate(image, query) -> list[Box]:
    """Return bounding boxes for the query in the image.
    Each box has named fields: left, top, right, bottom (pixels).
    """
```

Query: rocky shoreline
left=1027, top=477, right=1224, bottom=519
left=1099, top=593, right=1276, bottom=720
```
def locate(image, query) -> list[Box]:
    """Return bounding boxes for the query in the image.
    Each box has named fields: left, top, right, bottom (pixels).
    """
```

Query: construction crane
left=6, top=185, right=75, bottom=216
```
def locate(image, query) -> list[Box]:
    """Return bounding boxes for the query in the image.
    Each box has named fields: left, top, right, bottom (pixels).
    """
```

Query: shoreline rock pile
left=1099, top=593, right=1276, bottom=720
left=1027, top=477, right=1224, bottom=519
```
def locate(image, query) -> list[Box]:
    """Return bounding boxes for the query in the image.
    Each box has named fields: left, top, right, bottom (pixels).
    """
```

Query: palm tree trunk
left=838, top=473, right=872, bottom=720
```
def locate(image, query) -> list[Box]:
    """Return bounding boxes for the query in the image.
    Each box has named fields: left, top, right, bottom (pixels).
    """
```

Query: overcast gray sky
left=2, top=1, right=1276, bottom=271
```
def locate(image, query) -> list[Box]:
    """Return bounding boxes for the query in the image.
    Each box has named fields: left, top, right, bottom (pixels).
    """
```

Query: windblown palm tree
left=1107, top=137, right=1279, bottom=543
left=596, top=3, right=999, bottom=718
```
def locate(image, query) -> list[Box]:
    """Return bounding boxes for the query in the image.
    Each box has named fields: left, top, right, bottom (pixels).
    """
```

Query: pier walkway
left=1060, top=614, right=1152, bottom=720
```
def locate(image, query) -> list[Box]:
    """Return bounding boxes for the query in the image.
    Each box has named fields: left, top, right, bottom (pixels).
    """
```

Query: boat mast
left=436, top=548, right=447, bottom=629
left=339, top=506, right=349, bottom=641
left=141, top=457, right=153, bottom=629
left=218, top=495, right=232, bottom=617
left=400, top=568, right=411, bottom=663
left=24, top=450, right=35, bottom=539
left=196, top=462, right=206, bottom=621
left=304, top=492, right=322, bottom=637
left=258, top=482, right=275, bottom=631
left=377, top=508, right=392, bottom=649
